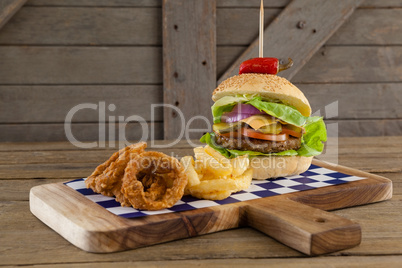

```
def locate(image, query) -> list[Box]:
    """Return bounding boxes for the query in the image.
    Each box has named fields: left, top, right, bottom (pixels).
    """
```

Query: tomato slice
left=217, top=131, right=242, bottom=139
left=281, top=127, right=302, bottom=138
left=216, top=128, right=288, bottom=142
left=240, top=128, right=288, bottom=141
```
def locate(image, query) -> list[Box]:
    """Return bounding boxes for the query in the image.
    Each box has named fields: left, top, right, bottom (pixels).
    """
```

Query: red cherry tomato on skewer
left=239, top=57, right=293, bottom=75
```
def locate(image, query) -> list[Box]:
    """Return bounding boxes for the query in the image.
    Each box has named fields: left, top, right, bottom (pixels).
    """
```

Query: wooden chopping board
left=29, top=160, right=392, bottom=256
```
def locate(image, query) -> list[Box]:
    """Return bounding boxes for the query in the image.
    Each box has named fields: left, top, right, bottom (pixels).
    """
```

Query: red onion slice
left=233, top=103, right=264, bottom=114
left=221, top=104, right=266, bottom=123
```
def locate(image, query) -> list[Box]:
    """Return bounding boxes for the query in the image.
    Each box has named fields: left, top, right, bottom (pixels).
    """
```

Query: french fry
left=183, top=145, right=253, bottom=200
left=193, top=146, right=206, bottom=156
left=204, top=145, right=231, bottom=165
left=194, top=147, right=232, bottom=177
left=180, top=156, right=200, bottom=187
left=180, top=155, right=194, bottom=169
left=200, top=170, right=228, bottom=181
left=230, top=154, right=250, bottom=177
left=231, top=168, right=253, bottom=190
left=188, top=168, right=253, bottom=200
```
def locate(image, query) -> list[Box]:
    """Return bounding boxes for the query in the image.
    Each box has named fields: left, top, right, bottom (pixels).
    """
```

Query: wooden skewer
left=259, top=0, right=264, bottom=58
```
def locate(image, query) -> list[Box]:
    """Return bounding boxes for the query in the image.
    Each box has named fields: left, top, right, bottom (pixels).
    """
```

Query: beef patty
left=215, top=132, right=301, bottom=154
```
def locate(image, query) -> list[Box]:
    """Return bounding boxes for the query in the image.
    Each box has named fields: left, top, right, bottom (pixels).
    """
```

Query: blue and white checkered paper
left=65, top=164, right=365, bottom=219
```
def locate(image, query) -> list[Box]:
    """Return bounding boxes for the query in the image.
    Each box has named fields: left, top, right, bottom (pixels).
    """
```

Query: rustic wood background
left=0, top=0, right=401, bottom=142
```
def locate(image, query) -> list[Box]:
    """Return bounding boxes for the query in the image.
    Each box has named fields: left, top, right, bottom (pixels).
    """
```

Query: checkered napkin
left=65, top=164, right=365, bottom=218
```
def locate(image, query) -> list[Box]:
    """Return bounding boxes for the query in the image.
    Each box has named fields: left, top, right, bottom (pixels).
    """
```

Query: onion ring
left=121, top=151, right=187, bottom=210
left=85, top=142, right=147, bottom=206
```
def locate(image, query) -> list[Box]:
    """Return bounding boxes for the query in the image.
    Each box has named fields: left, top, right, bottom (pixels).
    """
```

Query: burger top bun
left=212, top=73, right=312, bottom=117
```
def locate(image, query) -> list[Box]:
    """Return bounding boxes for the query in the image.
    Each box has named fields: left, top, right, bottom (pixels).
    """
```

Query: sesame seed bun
left=212, top=73, right=311, bottom=116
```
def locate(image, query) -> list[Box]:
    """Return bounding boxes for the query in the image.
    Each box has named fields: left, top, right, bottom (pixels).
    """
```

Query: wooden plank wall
left=0, top=0, right=27, bottom=30
left=0, top=0, right=401, bottom=142
left=218, top=0, right=364, bottom=83
left=0, top=0, right=165, bottom=143
left=163, top=0, right=216, bottom=140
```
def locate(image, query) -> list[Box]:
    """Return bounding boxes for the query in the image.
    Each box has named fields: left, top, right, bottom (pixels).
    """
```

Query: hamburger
left=200, top=73, right=327, bottom=179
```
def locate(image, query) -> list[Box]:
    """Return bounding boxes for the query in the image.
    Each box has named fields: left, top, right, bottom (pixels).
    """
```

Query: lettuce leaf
left=246, top=96, right=307, bottom=126
left=212, top=95, right=249, bottom=123
left=200, top=116, right=327, bottom=158
left=211, top=95, right=307, bottom=126
left=297, top=116, right=327, bottom=156
left=200, top=132, right=232, bottom=158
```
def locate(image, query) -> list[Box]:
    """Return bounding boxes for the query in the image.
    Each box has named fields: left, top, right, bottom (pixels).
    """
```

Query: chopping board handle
left=244, top=198, right=361, bottom=255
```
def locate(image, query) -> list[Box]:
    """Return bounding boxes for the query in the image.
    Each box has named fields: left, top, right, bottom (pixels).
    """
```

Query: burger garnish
left=200, top=73, right=327, bottom=179
left=203, top=92, right=326, bottom=157
left=239, top=57, right=294, bottom=75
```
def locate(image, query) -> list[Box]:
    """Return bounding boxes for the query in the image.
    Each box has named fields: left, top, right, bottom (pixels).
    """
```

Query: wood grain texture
left=217, top=8, right=281, bottom=45
left=245, top=198, right=361, bottom=255
left=223, top=0, right=402, bottom=8
left=216, top=46, right=402, bottom=82
left=0, top=178, right=66, bottom=201
left=0, top=162, right=104, bottom=179
left=3, top=190, right=402, bottom=264
left=0, top=122, right=163, bottom=143
left=361, top=0, right=402, bottom=7
left=0, top=85, right=163, bottom=123
left=222, top=0, right=401, bottom=8
left=218, top=8, right=402, bottom=46
left=0, top=137, right=401, bottom=265
left=0, top=7, right=279, bottom=46
left=0, top=148, right=195, bottom=165
left=3, top=257, right=402, bottom=267
left=0, top=46, right=162, bottom=84
left=23, top=0, right=402, bottom=8
left=0, top=139, right=203, bottom=152
left=326, top=119, right=402, bottom=137
left=0, top=0, right=26, bottom=30
left=327, top=9, right=402, bottom=45
left=298, top=83, right=402, bottom=119
left=25, top=0, right=162, bottom=7
left=217, top=0, right=290, bottom=7
left=29, top=160, right=392, bottom=255
left=162, top=0, right=216, bottom=139
left=24, top=0, right=289, bottom=7
left=3, top=7, right=400, bottom=46
left=0, top=7, right=162, bottom=45
left=293, top=46, right=402, bottom=83
left=218, top=0, right=363, bottom=83
left=0, top=44, right=388, bottom=86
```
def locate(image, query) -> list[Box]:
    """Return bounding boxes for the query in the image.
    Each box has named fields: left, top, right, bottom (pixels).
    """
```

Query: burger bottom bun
left=250, top=156, right=313, bottom=180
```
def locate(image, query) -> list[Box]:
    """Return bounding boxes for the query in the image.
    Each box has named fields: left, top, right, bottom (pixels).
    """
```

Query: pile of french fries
left=180, top=145, right=253, bottom=200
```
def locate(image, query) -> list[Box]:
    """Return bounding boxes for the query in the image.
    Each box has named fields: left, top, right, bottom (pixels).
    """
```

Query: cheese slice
left=240, top=115, right=278, bottom=130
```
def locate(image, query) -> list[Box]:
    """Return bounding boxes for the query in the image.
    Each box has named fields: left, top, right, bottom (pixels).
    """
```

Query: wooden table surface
left=1, top=136, right=401, bottom=267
